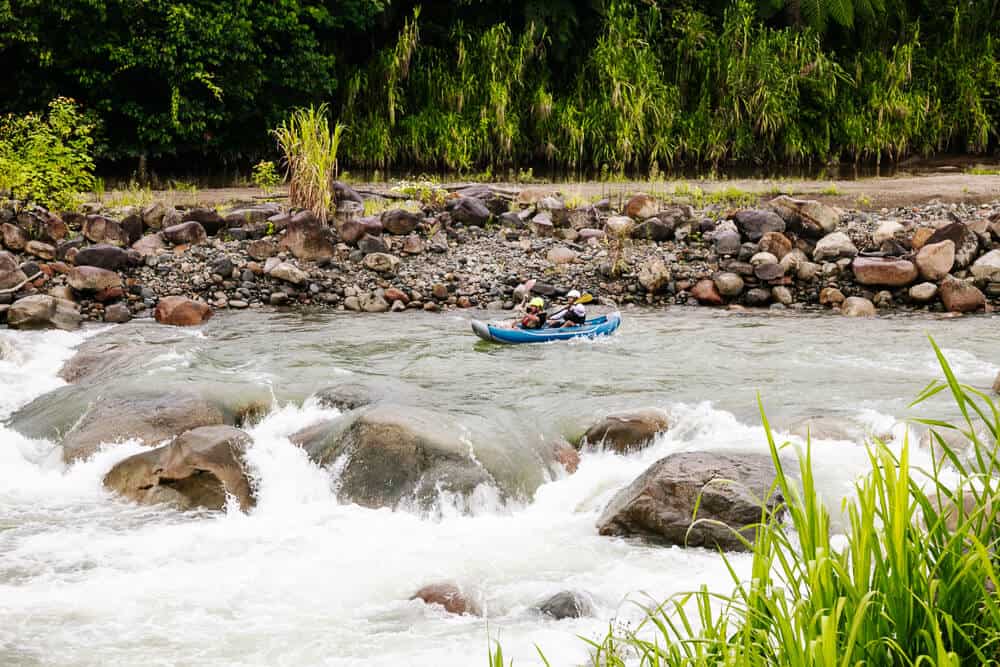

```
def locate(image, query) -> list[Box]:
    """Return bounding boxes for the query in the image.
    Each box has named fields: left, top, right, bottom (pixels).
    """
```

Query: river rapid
left=1, top=309, right=996, bottom=666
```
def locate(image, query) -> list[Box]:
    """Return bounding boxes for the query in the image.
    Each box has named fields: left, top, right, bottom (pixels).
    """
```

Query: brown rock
left=7, top=295, right=81, bottom=330
left=384, top=287, right=409, bottom=304
left=131, top=233, right=166, bottom=257
left=104, top=303, right=132, bottom=323
left=162, top=221, right=207, bottom=245
left=819, top=287, right=845, bottom=306
left=939, top=277, right=985, bottom=313
left=103, top=425, right=254, bottom=511
left=24, top=240, right=54, bottom=260
left=431, top=283, right=449, bottom=300
left=1, top=223, right=28, bottom=250
left=758, top=232, right=792, bottom=260
left=180, top=207, right=225, bottom=235
left=915, top=240, right=955, bottom=281
left=381, top=209, right=422, bottom=235
left=625, top=193, right=657, bottom=220
left=851, top=256, right=918, bottom=287
left=925, top=222, right=979, bottom=269
left=411, top=583, right=478, bottom=616
left=246, top=238, right=278, bottom=261
left=581, top=409, right=670, bottom=454
left=402, top=234, right=424, bottom=255
left=0, top=250, right=28, bottom=289
left=552, top=441, right=580, bottom=474
left=281, top=214, right=336, bottom=261
left=911, top=227, right=935, bottom=250
left=690, top=278, right=723, bottom=305
left=841, top=296, right=876, bottom=317
left=154, top=296, right=213, bottom=326
left=75, top=244, right=130, bottom=270
left=82, top=215, right=128, bottom=245
left=67, top=266, right=121, bottom=292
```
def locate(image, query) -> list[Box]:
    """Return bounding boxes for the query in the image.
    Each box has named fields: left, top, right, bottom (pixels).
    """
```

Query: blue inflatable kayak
left=471, top=312, right=621, bottom=344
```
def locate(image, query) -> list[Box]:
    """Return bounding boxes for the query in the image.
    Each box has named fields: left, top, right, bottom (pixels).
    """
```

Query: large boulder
left=971, top=249, right=1000, bottom=282
left=162, top=221, right=207, bottom=246
left=1, top=222, right=28, bottom=250
left=625, top=194, right=658, bottom=220
left=841, top=296, right=877, bottom=317
left=280, top=213, right=336, bottom=261
left=690, top=278, right=724, bottom=305
left=7, top=295, right=81, bottom=330
left=67, top=266, right=121, bottom=292
left=812, top=232, right=858, bottom=262
left=637, top=259, right=671, bottom=293
left=141, top=202, right=168, bottom=230
left=596, top=452, right=783, bottom=550
left=154, top=296, right=213, bottom=326
left=268, top=261, right=309, bottom=285
left=925, top=222, right=979, bottom=269
left=299, top=405, right=537, bottom=510
left=180, top=207, right=225, bottom=236
left=381, top=209, right=422, bottom=236
left=0, top=250, right=28, bottom=289
left=580, top=409, right=670, bottom=454
left=74, top=244, right=130, bottom=271
left=61, top=392, right=227, bottom=462
left=851, top=257, right=918, bottom=287
left=103, top=425, right=253, bottom=511
left=338, top=216, right=382, bottom=245
left=534, top=591, right=595, bottom=619
left=733, top=210, right=785, bottom=242
left=131, top=233, right=166, bottom=257
left=758, top=232, right=792, bottom=260
left=915, top=240, right=955, bottom=281
left=939, top=277, right=985, bottom=313
left=333, top=180, right=364, bottom=205
left=767, top=196, right=840, bottom=236
left=713, top=272, right=744, bottom=297
left=82, top=215, right=128, bottom=246
left=450, top=197, right=491, bottom=226
left=25, top=240, right=55, bottom=260
left=410, top=583, right=479, bottom=616
left=633, top=217, right=675, bottom=242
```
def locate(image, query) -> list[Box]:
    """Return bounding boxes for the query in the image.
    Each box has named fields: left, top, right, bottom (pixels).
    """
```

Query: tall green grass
left=509, top=339, right=1000, bottom=666
left=272, top=104, right=345, bottom=224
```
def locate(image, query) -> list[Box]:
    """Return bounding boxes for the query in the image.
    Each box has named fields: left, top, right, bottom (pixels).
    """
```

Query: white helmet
left=566, top=289, right=581, bottom=299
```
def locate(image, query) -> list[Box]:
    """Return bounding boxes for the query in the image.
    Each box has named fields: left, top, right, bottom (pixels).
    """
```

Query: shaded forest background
left=2, top=0, right=999, bottom=176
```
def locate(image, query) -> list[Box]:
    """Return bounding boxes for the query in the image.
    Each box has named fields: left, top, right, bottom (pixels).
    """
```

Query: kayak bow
left=471, top=312, right=621, bottom=344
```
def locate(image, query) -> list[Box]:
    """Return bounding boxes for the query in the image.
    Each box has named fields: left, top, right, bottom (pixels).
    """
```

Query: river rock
left=744, top=288, right=771, bottom=306
left=625, top=194, right=657, bottom=220
left=154, top=296, right=213, bottom=326
left=382, top=209, right=422, bottom=235
left=874, top=220, right=904, bottom=243
left=450, top=197, right=491, bottom=226
left=301, top=405, right=532, bottom=510
left=851, top=257, right=917, bottom=287
left=925, top=222, right=980, bottom=269
left=909, top=282, right=938, bottom=303
left=633, top=217, right=675, bottom=242
left=180, top=207, right=225, bottom=235
left=691, top=278, right=723, bottom=305
left=767, top=196, right=840, bottom=236
left=812, top=232, right=858, bottom=262
left=713, top=272, right=744, bottom=297
left=62, top=392, right=227, bottom=462
left=162, top=221, right=207, bottom=246
left=971, top=249, right=1000, bottom=282
left=637, top=259, right=670, bottom=293
left=363, top=252, right=400, bottom=274
left=131, top=233, right=166, bottom=257
left=753, top=261, right=784, bottom=282
left=360, top=292, right=389, bottom=313
left=82, top=215, right=128, bottom=246
left=24, top=240, right=55, bottom=260
left=758, top=232, right=792, bottom=260
left=281, top=213, right=336, bottom=261
left=714, top=230, right=741, bottom=255
left=605, top=216, right=635, bottom=238
left=7, top=295, right=81, bottom=331
left=246, top=239, right=278, bottom=261
left=103, top=303, right=132, bottom=323
left=314, top=382, right=393, bottom=411
left=580, top=409, right=670, bottom=454
left=915, top=240, right=955, bottom=281
left=269, top=261, right=309, bottom=285
left=547, top=247, right=578, bottom=265
left=141, top=202, right=167, bottom=229
left=819, top=287, right=845, bottom=306
left=939, top=277, right=985, bottom=313
left=333, top=180, right=364, bottom=205
left=224, top=206, right=275, bottom=226
left=535, top=590, right=595, bottom=619
left=596, top=452, right=782, bottom=550
left=357, top=234, right=388, bottom=255
left=841, top=296, right=876, bottom=317
left=1, top=222, right=28, bottom=250
left=411, top=583, right=478, bottom=616
left=734, top=209, right=785, bottom=241
left=0, top=251, right=28, bottom=289
left=67, top=266, right=121, bottom=292
left=911, top=227, right=935, bottom=250
left=103, top=425, right=253, bottom=511
left=74, top=244, right=129, bottom=271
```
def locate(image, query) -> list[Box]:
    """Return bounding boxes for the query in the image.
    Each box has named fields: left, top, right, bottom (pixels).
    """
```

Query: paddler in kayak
left=519, top=297, right=547, bottom=329
left=546, top=289, right=587, bottom=328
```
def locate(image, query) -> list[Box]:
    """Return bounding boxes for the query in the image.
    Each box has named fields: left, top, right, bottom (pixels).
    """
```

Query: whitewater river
left=0, top=309, right=996, bottom=666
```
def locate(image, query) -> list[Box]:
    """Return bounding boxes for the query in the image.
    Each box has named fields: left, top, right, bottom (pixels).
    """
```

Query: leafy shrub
left=0, top=97, right=98, bottom=209
left=251, top=160, right=282, bottom=195
left=272, top=104, right=345, bottom=224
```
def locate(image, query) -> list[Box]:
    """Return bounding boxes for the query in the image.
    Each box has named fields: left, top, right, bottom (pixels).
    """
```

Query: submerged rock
left=154, top=296, right=213, bottom=326
left=103, top=425, right=253, bottom=511
left=411, top=583, right=479, bottom=616
left=580, top=409, right=670, bottom=454
left=596, top=451, right=782, bottom=551
left=535, top=590, right=595, bottom=619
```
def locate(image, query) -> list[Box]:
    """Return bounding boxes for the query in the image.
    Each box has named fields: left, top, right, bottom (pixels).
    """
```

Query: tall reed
left=272, top=104, right=345, bottom=224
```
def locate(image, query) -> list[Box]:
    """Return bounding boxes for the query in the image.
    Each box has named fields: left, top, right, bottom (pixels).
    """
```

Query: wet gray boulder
left=535, top=590, right=595, bottom=619
left=314, top=382, right=392, bottom=411
left=733, top=210, right=785, bottom=242
left=103, top=425, right=253, bottom=511
left=581, top=409, right=671, bottom=453
left=596, top=451, right=783, bottom=551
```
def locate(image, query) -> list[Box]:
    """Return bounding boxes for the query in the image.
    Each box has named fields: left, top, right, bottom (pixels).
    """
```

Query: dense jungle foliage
left=1, top=0, right=998, bottom=173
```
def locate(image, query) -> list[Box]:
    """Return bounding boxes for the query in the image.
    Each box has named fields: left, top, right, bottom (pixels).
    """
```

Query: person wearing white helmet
left=547, top=289, right=586, bottom=328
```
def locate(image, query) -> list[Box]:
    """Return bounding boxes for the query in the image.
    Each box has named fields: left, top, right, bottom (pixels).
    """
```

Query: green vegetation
left=0, top=97, right=97, bottom=208
left=251, top=160, right=282, bottom=196
left=272, top=104, right=345, bottom=224
left=511, top=341, right=1000, bottom=665
left=2, top=1, right=999, bottom=175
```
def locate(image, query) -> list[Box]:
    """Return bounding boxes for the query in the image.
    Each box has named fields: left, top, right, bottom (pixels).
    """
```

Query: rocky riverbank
left=2, top=182, right=1000, bottom=329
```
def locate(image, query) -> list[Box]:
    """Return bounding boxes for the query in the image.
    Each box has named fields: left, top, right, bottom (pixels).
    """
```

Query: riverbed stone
left=74, top=244, right=129, bottom=271
left=633, top=217, right=675, bottom=242
left=915, top=240, right=955, bottom=281
left=734, top=209, right=785, bottom=241
left=547, top=247, right=578, bottom=265
left=154, top=296, right=213, bottom=326
left=7, top=295, right=81, bottom=331
left=926, top=222, right=979, bottom=269
left=713, top=272, right=744, bottom=298
left=382, top=209, right=422, bottom=236
left=281, top=214, right=336, bottom=261
left=812, top=232, right=858, bottom=262
left=939, top=277, right=985, bottom=313
left=535, top=590, right=595, bottom=619
left=767, top=196, right=840, bottom=236
left=580, top=409, right=670, bottom=454
left=841, top=296, right=876, bottom=317
left=411, top=583, right=479, bottom=616
left=625, top=194, right=658, bottom=220
left=1, top=223, right=28, bottom=251
left=103, top=425, right=253, bottom=511
left=637, top=259, right=670, bottom=293
left=103, top=303, right=132, bottom=323
left=596, top=451, right=782, bottom=551
left=971, top=249, right=1000, bottom=282
left=68, top=266, right=122, bottom=292
left=909, top=282, right=938, bottom=303
left=269, top=261, right=309, bottom=285
left=131, top=233, right=166, bottom=257
left=690, top=278, right=723, bottom=305
left=162, top=221, right=207, bottom=246
left=363, top=252, right=400, bottom=274
left=758, top=232, right=792, bottom=260
left=450, top=197, right=491, bottom=226
left=605, top=216, right=635, bottom=238
left=25, top=240, right=55, bottom=260
left=82, top=215, right=128, bottom=245
left=714, top=230, right=742, bottom=255
left=851, top=256, right=918, bottom=287
left=0, top=251, right=28, bottom=289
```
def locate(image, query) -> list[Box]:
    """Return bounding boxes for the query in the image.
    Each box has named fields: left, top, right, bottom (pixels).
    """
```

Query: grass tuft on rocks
left=273, top=104, right=345, bottom=224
